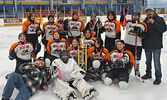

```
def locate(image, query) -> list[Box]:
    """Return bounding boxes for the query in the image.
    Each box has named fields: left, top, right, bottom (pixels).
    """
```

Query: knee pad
left=101, top=73, right=107, bottom=81
left=118, top=81, right=129, bottom=90
left=103, top=77, right=112, bottom=86
left=45, top=58, right=51, bottom=68
left=92, top=60, right=100, bottom=69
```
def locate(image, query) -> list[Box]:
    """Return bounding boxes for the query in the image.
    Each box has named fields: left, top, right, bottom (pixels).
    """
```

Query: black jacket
left=85, top=20, right=104, bottom=39
left=142, top=13, right=167, bottom=49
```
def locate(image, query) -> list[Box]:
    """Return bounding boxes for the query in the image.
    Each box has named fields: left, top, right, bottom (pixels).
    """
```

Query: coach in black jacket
left=141, top=7, right=167, bottom=85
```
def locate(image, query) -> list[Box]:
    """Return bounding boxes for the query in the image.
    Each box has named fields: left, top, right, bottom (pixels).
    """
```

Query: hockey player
left=120, top=11, right=147, bottom=77
left=103, top=40, right=134, bottom=89
left=55, top=13, right=68, bottom=40
left=66, top=12, right=85, bottom=44
left=22, top=12, right=42, bottom=56
left=42, top=15, right=59, bottom=47
left=85, top=13, right=103, bottom=39
left=85, top=38, right=108, bottom=81
left=8, top=33, right=34, bottom=74
left=45, top=31, right=68, bottom=68
left=82, top=29, right=96, bottom=49
left=1, top=57, right=49, bottom=100
left=67, top=38, right=81, bottom=63
left=104, top=11, right=121, bottom=52
left=49, top=51, right=99, bottom=100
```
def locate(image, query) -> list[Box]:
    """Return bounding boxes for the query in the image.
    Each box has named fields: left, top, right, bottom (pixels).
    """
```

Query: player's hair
left=107, top=11, right=116, bottom=20
left=27, top=12, right=35, bottom=21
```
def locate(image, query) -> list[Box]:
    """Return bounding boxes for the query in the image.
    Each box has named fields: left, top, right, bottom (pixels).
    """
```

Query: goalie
left=49, top=50, right=99, bottom=100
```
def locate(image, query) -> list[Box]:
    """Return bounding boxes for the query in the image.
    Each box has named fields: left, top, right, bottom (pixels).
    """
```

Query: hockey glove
left=113, top=60, right=124, bottom=69
left=125, top=62, right=132, bottom=70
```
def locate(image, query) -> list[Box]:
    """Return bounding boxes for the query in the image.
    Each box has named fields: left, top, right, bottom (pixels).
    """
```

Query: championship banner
left=4, top=18, right=22, bottom=26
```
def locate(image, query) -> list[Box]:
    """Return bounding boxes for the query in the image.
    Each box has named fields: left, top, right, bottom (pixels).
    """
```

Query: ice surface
left=0, top=26, right=167, bottom=100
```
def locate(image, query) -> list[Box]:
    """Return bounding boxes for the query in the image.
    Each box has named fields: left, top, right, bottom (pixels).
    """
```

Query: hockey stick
left=123, top=8, right=126, bottom=30
left=134, top=21, right=144, bottom=83
left=135, top=75, right=144, bottom=83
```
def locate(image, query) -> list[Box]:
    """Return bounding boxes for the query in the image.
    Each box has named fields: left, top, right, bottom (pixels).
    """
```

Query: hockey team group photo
left=0, top=0, right=167, bottom=100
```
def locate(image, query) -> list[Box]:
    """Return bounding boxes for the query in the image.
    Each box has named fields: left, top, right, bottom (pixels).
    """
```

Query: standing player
left=49, top=51, right=99, bottom=100
left=120, top=12, right=147, bottom=77
left=104, top=11, right=121, bottom=52
left=22, top=12, right=42, bottom=56
left=85, top=13, right=103, bottom=39
left=65, top=12, right=85, bottom=44
left=42, top=15, right=59, bottom=47
left=55, top=13, right=68, bottom=40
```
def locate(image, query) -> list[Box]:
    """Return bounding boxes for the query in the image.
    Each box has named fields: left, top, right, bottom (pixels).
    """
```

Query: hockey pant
left=105, top=37, right=117, bottom=52
left=104, top=68, right=129, bottom=84
left=125, top=44, right=142, bottom=68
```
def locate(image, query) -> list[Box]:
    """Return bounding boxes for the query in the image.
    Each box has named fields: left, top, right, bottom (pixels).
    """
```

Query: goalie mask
left=132, top=12, right=140, bottom=23
left=60, top=50, right=69, bottom=64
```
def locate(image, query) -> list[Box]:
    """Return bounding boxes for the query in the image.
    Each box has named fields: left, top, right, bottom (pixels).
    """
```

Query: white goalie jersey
left=51, top=58, right=84, bottom=82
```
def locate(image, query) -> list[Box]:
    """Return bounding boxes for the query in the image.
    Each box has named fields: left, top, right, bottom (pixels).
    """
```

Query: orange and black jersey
left=67, top=18, right=85, bottom=37
left=46, top=38, right=68, bottom=58
left=22, top=20, right=41, bottom=35
left=42, top=22, right=59, bottom=41
left=104, top=20, right=121, bottom=38
left=9, top=42, right=34, bottom=61
left=88, top=47, right=108, bottom=61
left=82, top=37, right=96, bottom=49
left=108, top=49, right=134, bottom=69
left=121, top=19, right=147, bottom=46
left=67, top=45, right=82, bottom=63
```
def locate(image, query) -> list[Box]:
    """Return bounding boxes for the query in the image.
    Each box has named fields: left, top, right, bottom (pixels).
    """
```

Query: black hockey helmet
left=60, top=50, right=69, bottom=64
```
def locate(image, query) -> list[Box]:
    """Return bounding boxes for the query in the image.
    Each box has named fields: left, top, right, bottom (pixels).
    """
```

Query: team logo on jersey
left=21, top=49, right=29, bottom=55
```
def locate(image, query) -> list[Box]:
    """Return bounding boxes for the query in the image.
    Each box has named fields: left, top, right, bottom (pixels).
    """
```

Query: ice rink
left=0, top=26, right=167, bottom=100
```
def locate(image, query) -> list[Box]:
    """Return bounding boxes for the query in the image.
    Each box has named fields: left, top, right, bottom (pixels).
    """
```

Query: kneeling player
left=103, top=40, right=134, bottom=89
left=49, top=51, right=99, bottom=100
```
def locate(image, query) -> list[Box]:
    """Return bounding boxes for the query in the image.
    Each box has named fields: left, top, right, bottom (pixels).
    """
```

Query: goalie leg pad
left=53, top=78, right=77, bottom=100
left=72, top=79, right=99, bottom=100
